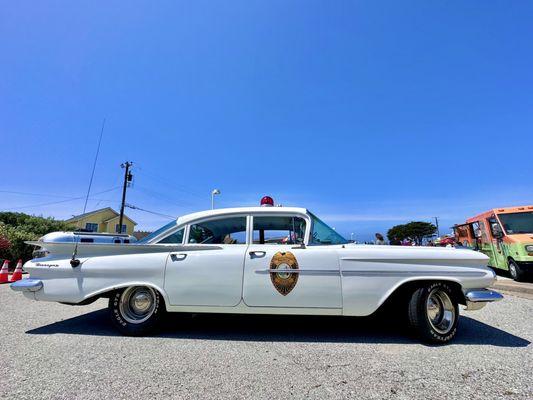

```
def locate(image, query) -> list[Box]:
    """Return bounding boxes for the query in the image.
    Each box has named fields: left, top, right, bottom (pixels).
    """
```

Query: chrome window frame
left=156, top=227, right=186, bottom=245
left=143, top=221, right=181, bottom=244
left=250, top=212, right=311, bottom=246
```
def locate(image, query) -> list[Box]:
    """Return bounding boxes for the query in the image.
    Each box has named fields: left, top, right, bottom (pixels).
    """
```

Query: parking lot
left=0, top=284, right=531, bottom=400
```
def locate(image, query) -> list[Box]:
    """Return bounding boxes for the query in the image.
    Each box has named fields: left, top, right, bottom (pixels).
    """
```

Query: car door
left=487, top=216, right=507, bottom=268
left=163, top=215, right=248, bottom=307
left=243, top=214, right=342, bottom=309
left=477, top=219, right=497, bottom=267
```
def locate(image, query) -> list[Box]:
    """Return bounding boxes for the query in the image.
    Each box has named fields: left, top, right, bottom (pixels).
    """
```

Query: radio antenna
left=70, top=118, right=106, bottom=267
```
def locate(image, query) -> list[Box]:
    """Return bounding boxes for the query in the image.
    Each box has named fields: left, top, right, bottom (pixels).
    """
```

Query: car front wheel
left=109, top=286, right=165, bottom=336
left=408, top=282, right=459, bottom=344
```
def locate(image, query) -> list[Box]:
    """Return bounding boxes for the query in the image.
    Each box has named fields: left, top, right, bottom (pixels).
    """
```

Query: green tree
left=0, top=212, right=71, bottom=262
left=387, top=221, right=437, bottom=245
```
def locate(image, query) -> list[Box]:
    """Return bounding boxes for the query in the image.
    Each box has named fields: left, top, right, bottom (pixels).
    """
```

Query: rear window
left=253, top=216, right=306, bottom=244
left=189, top=217, right=247, bottom=244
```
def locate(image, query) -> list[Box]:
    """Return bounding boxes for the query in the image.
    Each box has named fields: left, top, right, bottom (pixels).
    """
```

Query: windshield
left=498, top=212, right=533, bottom=234
left=137, top=220, right=177, bottom=243
left=309, top=212, right=348, bottom=245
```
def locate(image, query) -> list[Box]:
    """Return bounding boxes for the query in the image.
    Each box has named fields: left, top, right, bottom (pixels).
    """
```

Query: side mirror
left=491, top=223, right=503, bottom=238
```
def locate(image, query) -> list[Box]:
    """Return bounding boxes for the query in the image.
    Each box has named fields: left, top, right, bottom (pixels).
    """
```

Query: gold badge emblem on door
left=270, top=251, right=299, bottom=296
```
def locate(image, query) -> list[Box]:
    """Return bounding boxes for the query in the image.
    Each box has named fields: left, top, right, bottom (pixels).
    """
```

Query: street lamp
left=211, top=189, right=221, bottom=209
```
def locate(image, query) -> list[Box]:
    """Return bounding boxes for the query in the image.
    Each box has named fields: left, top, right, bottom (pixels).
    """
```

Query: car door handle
left=170, top=253, right=187, bottom=261
left=249, top=251, right=266, bottom=257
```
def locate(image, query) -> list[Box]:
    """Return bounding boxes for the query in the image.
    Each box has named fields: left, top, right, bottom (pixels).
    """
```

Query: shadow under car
left=26, top=308, right=530, bottom=348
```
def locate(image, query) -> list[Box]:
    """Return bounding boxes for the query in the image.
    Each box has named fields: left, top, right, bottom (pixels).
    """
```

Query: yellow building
left=65, top=207, right=137, bottom=235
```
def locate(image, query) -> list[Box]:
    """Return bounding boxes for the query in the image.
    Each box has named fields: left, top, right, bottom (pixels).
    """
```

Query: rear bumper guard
left=10, top=279, right=43, bottom=292
left=464, top=289, right=503, bottom=311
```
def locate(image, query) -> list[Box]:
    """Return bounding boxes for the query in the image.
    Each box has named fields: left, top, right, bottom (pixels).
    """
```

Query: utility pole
left=434, top=217, right=440, bottom=238
left=119, top=162, right=133, bottom=234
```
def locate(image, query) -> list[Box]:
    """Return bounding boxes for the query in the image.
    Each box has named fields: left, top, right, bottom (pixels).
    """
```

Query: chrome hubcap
left=119, top=287, right=156, bottom=324
left=426, top=289, right=456, bottom=335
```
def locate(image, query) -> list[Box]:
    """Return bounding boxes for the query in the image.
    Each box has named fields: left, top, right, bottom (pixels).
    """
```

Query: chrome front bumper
left=464, top=289, right=503, bottom=311
left=10, top=279, right=43, bottom=292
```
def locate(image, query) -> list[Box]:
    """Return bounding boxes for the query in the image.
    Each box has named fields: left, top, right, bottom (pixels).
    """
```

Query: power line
left=4, top=187, right=120, bottom=210
left=135, top=185, right=194, bottom=207
left=125, top=203, right=176, bottom=219
left=0, top=190, right=79, bottom=199
left=135, top=164, right=205, bottom=200
left=0, top=189, right=118, bottom=201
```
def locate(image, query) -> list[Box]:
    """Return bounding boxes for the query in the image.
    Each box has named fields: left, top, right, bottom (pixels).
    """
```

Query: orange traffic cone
left=0, top=260, right=9, bottom=284
left=9, top=259, right=23, bottom=282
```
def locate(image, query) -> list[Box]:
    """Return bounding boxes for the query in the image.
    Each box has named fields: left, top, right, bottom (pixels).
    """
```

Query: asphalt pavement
left=0, top=284, right=531, bottom=400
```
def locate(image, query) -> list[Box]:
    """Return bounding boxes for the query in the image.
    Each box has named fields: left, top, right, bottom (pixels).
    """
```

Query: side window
left=188, top=217, right=247, bottom=244
left=488, top=217, right=503, bottom=238
left=85, top=223, right=98, bottom=232
left=472, top=221, right=481, bottom=238
left=479, top=220, right=489, bottom=241
left=158, top=228, right=184, bottom=244
left=115, top=224, right=127, bottom=234
left=253, top=216, right=306, bottom=244
left=310, top=212, right=347, bottom=245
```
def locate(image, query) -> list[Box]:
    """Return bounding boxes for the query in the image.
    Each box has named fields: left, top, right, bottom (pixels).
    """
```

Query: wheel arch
left=377, top=278, right=466, bottom=312
left=69, top=282, right=170, bottom=309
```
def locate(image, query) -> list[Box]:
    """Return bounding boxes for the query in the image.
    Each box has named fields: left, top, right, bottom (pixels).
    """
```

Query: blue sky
left=1, top=1, right=532, bottom=241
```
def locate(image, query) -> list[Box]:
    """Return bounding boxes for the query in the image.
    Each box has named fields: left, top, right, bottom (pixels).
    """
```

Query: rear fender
left=74, top=282, right=169, bottom=309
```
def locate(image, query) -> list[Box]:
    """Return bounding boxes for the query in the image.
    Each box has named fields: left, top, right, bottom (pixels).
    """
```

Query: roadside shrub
left=0, top=212, right=71, bottom=263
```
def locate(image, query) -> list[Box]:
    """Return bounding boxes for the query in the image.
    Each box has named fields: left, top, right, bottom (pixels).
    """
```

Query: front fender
left=340, top=268, right=495, bottom=316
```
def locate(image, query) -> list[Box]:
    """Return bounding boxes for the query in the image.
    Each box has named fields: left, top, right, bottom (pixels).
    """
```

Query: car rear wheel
left=408, top=282, right=459, bottom=344
left=508, top=260, right=526, bottom=282
left=109, top=286, right=165, bottom=336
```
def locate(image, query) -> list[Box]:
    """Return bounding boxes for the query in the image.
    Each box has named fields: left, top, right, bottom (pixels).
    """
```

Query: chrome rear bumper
left=464, top=289, right=503, bottom=311
left=10, top=279, right=43, bottom=292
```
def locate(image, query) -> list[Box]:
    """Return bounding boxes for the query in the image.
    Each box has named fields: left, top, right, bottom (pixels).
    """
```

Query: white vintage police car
left=11, top=198, right=502, bottom=343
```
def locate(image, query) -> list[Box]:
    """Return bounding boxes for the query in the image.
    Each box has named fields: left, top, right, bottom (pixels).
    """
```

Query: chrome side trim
left=255, top=269, right=339, bottom=276
left=10, top=279, right=43, bottom=292
left=341, top=258, right=484, bottom=267
left=341, top=270, right=486, bottom=277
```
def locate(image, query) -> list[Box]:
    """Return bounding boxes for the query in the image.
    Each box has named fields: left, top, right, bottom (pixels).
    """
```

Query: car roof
left=176, top=207, right=309, bottom=226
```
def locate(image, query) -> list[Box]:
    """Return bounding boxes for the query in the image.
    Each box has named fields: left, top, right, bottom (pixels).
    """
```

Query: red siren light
left=260, top=196, right=274, bottom=207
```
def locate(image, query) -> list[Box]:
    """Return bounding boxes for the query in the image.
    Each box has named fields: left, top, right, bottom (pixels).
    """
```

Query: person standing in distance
left=375, top=233, right=386, bottom=245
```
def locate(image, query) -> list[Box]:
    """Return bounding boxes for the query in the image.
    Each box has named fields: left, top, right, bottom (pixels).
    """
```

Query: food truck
left=454, top=205, right=533, bottom=281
